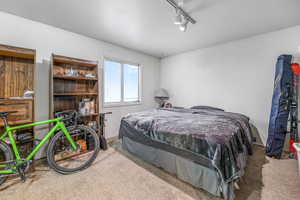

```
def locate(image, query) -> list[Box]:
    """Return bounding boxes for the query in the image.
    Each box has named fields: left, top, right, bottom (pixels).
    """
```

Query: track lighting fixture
left=166, top=0, right=196, bottom=32
left=177, top=14, right=188, bottom=32
left=174, top=10, right=183, bottom=25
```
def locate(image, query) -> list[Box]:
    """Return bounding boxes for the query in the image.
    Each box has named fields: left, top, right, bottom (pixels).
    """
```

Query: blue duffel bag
left=266, top=55, right=293, bottom=158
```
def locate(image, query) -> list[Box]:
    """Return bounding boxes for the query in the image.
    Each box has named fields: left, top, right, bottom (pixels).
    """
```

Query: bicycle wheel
left=47, top=125, right=100, bottom=174
left=0, top=141, right=14, bottom=185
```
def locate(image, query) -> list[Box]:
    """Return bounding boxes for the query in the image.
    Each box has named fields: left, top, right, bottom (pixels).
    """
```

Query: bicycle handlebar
left=55, top=110, right=78, bottom=122
left=100, top=112, right=112, bottom=115
left=0, top=110, right=18, bottom=115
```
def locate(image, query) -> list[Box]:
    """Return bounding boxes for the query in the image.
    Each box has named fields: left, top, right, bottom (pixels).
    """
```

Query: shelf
left=0, top=120, right=34, bottom=127
left=0, top=44, right=35, bottom=59
left=16, top=138, right=34, bottom=145
left=80, top=113, right=99, bottom=117
left=54, top=93, right=98, bottom=96
left=53, top=54, right=98, bottom=68
left=51, top=54, right=100, bottom=145
left=53, top=75, right=97, bottom=81
left=0, top=43, right=36, bottom=159
left=52, top=112, right=99, bottom=117
left=1, top=97, right=34, bottom=101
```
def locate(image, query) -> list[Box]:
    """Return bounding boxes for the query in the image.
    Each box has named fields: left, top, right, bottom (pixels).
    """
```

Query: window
left=104, top=59, right=141, bottom=106
left=104, top=60, right=122, bottom=103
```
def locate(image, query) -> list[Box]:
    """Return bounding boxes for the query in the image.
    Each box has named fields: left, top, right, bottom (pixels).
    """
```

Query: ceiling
left=1, top=0, right=300, bottom=58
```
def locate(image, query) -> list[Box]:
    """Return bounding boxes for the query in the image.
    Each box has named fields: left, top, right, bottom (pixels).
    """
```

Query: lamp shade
left=155, top=88, right=169, bottom=98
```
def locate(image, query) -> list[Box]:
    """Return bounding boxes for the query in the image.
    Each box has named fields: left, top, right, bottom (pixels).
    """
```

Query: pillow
left=190, top=106, right=224, bottom=112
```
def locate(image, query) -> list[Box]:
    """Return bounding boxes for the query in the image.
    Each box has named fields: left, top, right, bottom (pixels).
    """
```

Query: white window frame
left=103, top=58, right=142, bottom=107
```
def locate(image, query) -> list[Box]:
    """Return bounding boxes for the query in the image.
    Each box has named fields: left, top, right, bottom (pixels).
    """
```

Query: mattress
left=119, top=108, right=253, bottom=183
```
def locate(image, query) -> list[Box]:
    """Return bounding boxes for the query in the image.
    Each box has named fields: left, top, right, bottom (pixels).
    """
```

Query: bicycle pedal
left=17, top=168, right=26, bottom=183
left=16, top=162, right=28, bottom=183
left=20, top=173, right=26, bottom=183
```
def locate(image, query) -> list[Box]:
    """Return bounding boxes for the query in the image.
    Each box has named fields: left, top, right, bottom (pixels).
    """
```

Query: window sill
left=103, top=102, right=142, bottom=108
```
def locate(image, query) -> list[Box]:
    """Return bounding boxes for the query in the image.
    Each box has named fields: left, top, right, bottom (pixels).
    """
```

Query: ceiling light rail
left=166, top=0, right=196, bottom=24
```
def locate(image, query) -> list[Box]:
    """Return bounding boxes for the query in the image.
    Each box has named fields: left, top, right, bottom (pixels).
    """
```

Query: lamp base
left=155, top=97, right=168, bottom=108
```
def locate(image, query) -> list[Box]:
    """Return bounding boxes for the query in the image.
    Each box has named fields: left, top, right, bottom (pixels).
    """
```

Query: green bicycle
left=0, top=110, right=100, bottom=185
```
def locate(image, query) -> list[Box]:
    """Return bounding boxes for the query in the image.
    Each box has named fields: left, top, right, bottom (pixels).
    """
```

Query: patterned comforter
left=119, top=108, right=253, bottom=182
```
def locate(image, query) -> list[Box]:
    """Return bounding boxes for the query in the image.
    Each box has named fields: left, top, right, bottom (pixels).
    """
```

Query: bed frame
left=122, top=136, right=248, bottom=200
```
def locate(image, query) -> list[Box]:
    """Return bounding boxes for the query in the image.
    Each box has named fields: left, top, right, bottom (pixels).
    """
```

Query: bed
left=119, top=107, right=254, bottom=200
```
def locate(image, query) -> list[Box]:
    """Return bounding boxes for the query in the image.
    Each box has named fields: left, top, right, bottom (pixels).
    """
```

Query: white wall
left=161, top=26, right=300, bottom=144
left=3, top=11, right=300, bottom=147
left=0, top=12, right=160, bottom=140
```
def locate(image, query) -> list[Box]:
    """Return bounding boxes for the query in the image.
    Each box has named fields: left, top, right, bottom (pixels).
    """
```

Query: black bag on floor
left=100, top=135, right=108, bottom=150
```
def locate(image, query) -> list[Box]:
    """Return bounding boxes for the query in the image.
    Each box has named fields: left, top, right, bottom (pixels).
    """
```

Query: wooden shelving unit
left=0, top=44, right=36, bottom=158
left=50, top=54, right=100, bottom=133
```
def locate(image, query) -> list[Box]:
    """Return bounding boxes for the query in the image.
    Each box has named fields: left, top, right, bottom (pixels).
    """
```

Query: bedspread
left=119, top=108, right=253, bottom=182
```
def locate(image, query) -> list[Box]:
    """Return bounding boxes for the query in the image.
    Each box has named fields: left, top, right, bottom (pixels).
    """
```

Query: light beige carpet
left=0, top=145, right=299, bottom=200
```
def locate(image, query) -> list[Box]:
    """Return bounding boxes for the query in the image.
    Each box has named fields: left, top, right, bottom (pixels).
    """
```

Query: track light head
left=174, top=13, right=182, bottom=25
left=178, top=16, right=188, bottom=32
left=179, top=22, right=187, bottom=32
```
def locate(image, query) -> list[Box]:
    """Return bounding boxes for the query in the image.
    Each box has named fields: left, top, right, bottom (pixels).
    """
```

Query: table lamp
left=154, top=88, right=169, bottom=107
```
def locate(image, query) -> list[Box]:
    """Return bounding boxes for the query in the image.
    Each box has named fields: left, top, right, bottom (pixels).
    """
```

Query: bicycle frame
left=0, top=118, right=78, bottom=174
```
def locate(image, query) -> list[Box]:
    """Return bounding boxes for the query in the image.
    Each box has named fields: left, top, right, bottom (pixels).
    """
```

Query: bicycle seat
left=0, top=111, right=18, bottom=118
